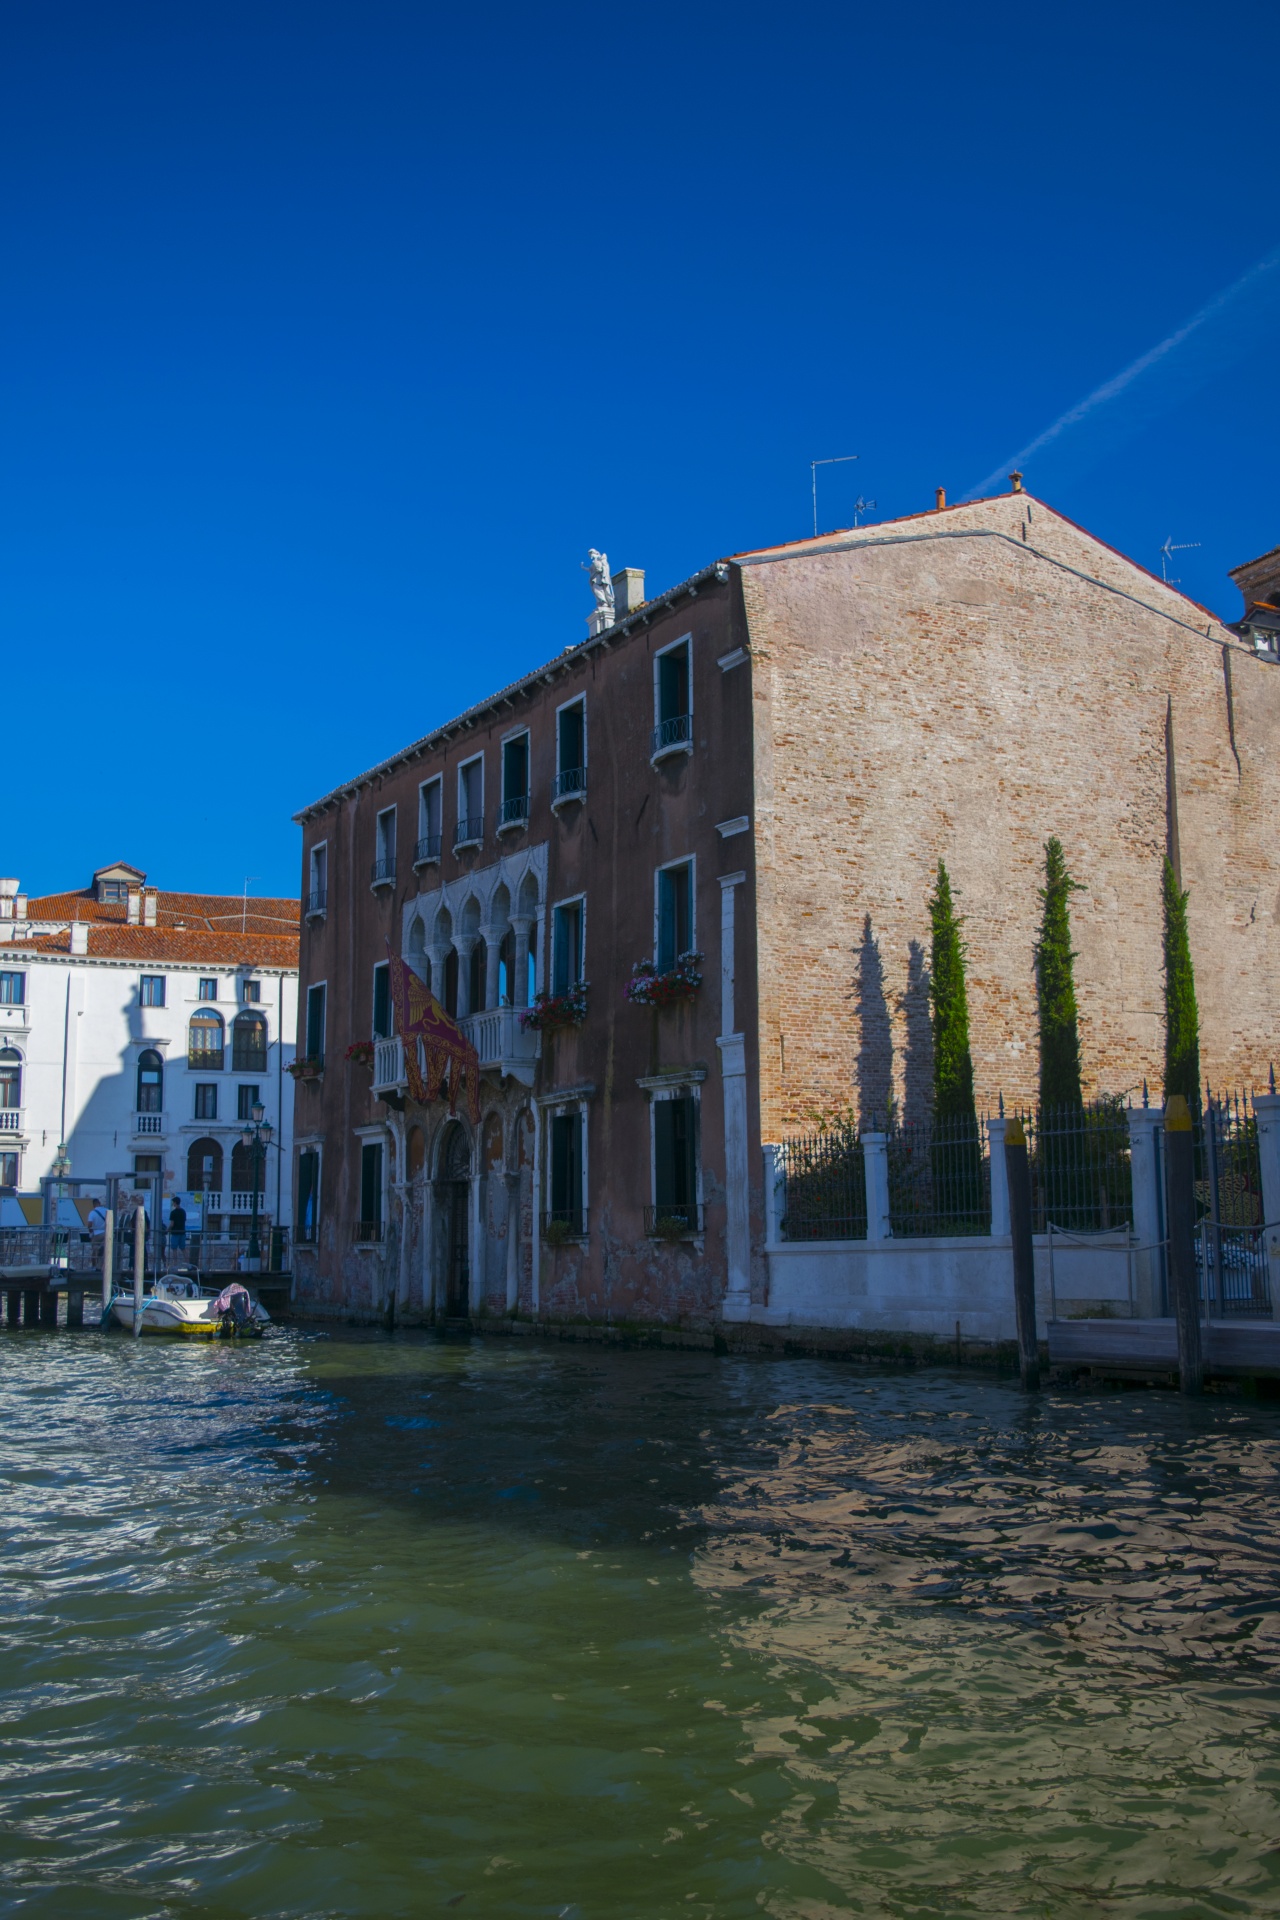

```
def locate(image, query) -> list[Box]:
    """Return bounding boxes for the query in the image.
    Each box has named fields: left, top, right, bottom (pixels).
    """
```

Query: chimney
left=70, top=922, right=89, bottom=955
left=127, top=888, right=141, bottom=925
left=935, top=488, right=946, bottom=511
left=14, top=896, right=26, bottom=921
left=1009, top=471, right=1024, bottom=493
left=611, top=567, right=645, bottom=617
left=0, top=879, right=16, bottom=921
left=143, top=890, right=158, bottom=927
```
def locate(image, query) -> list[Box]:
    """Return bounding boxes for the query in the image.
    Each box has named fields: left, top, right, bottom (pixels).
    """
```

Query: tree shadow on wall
left=856, top=915, right=893, bottom=1129
left=900, top=938, right=933, bottom=1130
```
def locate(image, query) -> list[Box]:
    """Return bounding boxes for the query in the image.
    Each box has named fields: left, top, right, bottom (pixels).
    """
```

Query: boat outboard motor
left=228, top=1289, right=252, bottom=1330
left=211, top=1281, right=255, bottom=1335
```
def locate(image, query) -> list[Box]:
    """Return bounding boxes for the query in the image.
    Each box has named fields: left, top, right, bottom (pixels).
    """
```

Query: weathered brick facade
left=290, top=487, right=1278, bottom=1327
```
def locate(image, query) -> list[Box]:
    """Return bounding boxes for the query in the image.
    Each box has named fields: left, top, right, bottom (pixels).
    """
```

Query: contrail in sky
left=964, top=248, right=1280, bottom=501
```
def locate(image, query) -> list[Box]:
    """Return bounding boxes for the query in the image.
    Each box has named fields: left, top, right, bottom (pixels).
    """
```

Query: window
left=497, top=928, right=515, bottom=1007
left=140, top=975, right=166, bottom=1008
left=297, top=1148, right=320, bottom=1241
left=136, top=1050, right=164, bottom=1113
left=0, top=1048, right=21, bottom=1109
left=0, top=973, right=25, bottom=1006
left=555, top=699, right=586, bottom=801
left=552, top=899, right=584, bottom=996
left=417, top=778, right=443, bottom=863
left=189, top=1010, right=224, bottom=1070
left=237, top=1084, right=260, bottom=1121
left=359, top=1141, right=383, bottom=1239
left=134, top=1154, right=162, bottom=1178
left=468, top=938, right=487, bottom=1015
left=241, top=979, right=261, bottom=1003
left=548, top=1110, right=584, bottom=1231
left=456, top=758, right=484, bottom=847
left=372, top=808, right=396, bottom=886
left=653, top=1095, right=699, bottom=1231
left=308, top=843, right=328, bottom=915
left=231, top=1139, right=266, bottom=1195
left=232, top=1011, right=268, bottom=1073
left=0, top=1152, right=17, bottom=1188
left=195, top=1084, right=218, bottom=1121
left=188, top=1137, right=223, bottom=1195
left=652, top=636, right=693, bottom=759
left=305, top=983, right=326, bottom=1064
left=657, top=862, right=693, bottom=972
left=499, top=733, right=530, bottom=829
left=98, top=881, right=128, bottom=903
left=198, top=978, right=218, bottom=1001
left=372, top=962, right=391, bottom=1040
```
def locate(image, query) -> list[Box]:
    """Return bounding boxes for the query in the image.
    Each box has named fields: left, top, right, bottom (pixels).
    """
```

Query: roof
left=1, top=925, right=299, bottom=968
left=24, top=888, right=300, bottom=936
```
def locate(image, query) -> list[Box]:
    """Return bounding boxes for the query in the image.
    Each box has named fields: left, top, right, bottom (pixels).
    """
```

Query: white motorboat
left=108, top=1275, right=270, bottom=1338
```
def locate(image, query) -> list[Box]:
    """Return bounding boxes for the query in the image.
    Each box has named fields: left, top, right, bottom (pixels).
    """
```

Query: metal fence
left=1193, top=1089, right=1268, bottom=1315
left=777, top=1128, right=867, bottom=1241
left=1019, top=1100, right=1133, bottom=1234
left=887, top=1115, right=990, bottom=1236
left=0, top=1225, right=291, bottom=1277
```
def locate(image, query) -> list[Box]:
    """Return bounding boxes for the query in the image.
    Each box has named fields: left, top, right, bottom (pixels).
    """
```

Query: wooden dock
left=1, top=1268, right=294, bottom=1329
left=1049, top=1316, right=1280, bottom=1380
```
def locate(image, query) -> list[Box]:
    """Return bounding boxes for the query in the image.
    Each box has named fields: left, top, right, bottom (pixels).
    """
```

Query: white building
left=0, top=862, right=299, bottom=1235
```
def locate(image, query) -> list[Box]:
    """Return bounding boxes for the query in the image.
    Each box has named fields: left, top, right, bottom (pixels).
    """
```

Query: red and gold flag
left=386, top=941, right=481, bottom=1124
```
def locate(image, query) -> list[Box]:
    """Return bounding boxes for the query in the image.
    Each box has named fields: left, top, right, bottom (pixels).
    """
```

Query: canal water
left=3, top=1331, right=1280, bottom=1918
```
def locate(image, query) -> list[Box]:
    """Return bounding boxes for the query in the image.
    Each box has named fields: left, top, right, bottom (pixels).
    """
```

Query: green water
left=3, top=1331, right=1280, bottom=1918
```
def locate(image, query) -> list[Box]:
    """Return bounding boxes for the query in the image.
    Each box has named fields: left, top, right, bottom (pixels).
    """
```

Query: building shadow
left=900, top=938, right=933, bottom=1130
left=855, top=915, right=893, bottom=1130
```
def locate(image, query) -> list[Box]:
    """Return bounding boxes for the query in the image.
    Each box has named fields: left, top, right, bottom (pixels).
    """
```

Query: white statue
left=583, top=549, right=615, bottom=623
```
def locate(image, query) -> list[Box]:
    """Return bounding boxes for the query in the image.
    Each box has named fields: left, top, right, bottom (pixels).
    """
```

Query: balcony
left=232, top=1050, right=268, bottom=1075
left=0, top=1107, right=24, bottom=1136
left=370, top=858, right=396, bottom=889
left=414, top=833, right=442, bottom=867
left=188, top=1050, right=224, bottom=1072
left=372, top=1009, right=539, bottom=1098
left=497, top=794, right=529, bottom=834
left=541, top=1207, right=588, bottom=1243
left=230, top=1190, right=267, bottom=1213
left=650, top=714, right=693, bottom=764
left=453, top=816, right=484, bottom=853
left=372, top=1036, right=405, bottom=1097
left=305, top=888, right=327, bottom=918
left=354, top=1219, right=384, bottom=1244
left=132, top=1111, right=167, bottom=1136
left=644, top=1202, right=704, bottom=1239
left=552, top=767, right=586, bottom=808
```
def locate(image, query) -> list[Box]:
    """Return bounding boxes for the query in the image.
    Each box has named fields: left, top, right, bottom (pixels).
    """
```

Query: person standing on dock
left=87, top=1198, right=109, bottom=1268
left=167, top=1198, right=187, bottom=1257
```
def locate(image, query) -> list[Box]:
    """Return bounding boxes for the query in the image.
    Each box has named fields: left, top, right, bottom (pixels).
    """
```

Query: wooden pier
left=1049, top=1316, right=1280, bottom=1382
left=1, top=1267, right=294, bottom=1329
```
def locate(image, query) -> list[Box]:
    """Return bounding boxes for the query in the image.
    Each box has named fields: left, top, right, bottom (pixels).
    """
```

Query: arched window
left=497, top=928, right=515, bottom=1007
left=187, top=1137, right=223, bottom=1196
left=136, top=1049, right=163, bottom=1113
left=0, top=1046, right=21, bottom=1110
left=232, top=1011, right=268, bottom=1073
left=231, top=1139, right=266, bottom=1195
left=189, top=1011, right=224, bottom=1070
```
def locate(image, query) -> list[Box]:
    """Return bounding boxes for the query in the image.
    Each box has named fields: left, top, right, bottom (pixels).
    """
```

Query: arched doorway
left=435, top=1122, right=471, bottom=1316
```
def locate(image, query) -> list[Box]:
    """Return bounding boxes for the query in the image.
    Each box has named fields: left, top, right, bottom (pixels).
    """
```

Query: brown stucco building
left=291, top=486, right=1280, bottom=1328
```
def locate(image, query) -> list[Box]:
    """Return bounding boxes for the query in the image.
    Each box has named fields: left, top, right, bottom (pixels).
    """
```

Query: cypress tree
left=1035, top=838, right=1084, bottom=1113
left=928, top=860, right=977, bottom=1127
left=1162, top=856, right=1200, bottom=1108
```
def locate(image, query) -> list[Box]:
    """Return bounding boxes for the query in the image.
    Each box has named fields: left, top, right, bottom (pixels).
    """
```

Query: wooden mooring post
left=1164, top=1094, right=1203, bottom=1395
left=1005, top=1117, right=1040, bottom=1389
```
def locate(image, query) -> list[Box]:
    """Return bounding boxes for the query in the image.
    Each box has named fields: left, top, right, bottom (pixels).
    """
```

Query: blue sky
left=6, top=0, right=1279, bottom=900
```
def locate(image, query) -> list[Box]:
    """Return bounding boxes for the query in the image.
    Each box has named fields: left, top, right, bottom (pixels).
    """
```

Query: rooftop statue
left=584, top=549, right=615, bottom=624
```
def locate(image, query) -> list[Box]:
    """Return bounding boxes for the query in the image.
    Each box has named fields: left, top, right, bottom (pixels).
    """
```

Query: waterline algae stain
left=3, top=1331, right=1280, bottom=1915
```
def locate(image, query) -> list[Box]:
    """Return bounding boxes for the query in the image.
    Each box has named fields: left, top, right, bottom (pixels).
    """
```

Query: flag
left=386, top=941, right=481, bottom=1124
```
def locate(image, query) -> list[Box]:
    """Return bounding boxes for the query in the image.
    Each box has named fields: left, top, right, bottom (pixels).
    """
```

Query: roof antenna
left=851, top=496, right=877, bottom=527
left=1159, top=535, right=1200, bottom=585
left=810, top=455, right=858, bottom=537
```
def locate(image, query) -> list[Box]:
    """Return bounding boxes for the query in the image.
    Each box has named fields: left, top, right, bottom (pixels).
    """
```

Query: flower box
left=624, top=952, right=703, bottom=1008
left=520, top=982, right=588, bottom=1033
left=287, top=1056, right=323, bottom=1080
left=345, top=1040, right=376, bottom=1068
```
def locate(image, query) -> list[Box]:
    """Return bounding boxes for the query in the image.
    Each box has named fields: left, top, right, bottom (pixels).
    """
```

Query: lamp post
left=240, top=1100, right=274, bottom=1273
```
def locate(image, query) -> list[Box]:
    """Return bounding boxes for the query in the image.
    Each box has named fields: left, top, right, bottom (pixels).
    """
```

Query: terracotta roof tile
left=24, top=888, right=300, bottom=934
left=3, top=925, right=298, bottom=967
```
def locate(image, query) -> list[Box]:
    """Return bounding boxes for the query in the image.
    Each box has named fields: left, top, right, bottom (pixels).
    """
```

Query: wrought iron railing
left=644, top=1203, right=704, bottom=1238
left=187, top=1050, right=224, bottom=1072
left=231, top=1049, right=267, bottom=1074
left=1019, top=1100, right=1133, bottom=1234
left=498, top=794, right=530, bottom=828
left=354, top=1219, right=384, bottom=1243
left=1197, top=1220, right=1272, bottom=1316
left=414, top=833, right=442, bottom=864
left=887, top=1115, right=990, bottom=1237
left=370, top=857, right=396, bottom=886
left=305, top=888, right=327, bottom=915
left=777, top=1128, right=867, bottom=1240
left=454, top=816, right=484, bottom=849
left=541, top=1208, right=588, bottom=1241
left=650, top=713, right=692, bottom=758
left=552, top=767, right=586, bottom=802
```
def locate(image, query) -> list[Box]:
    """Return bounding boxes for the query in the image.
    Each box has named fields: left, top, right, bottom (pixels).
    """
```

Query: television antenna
left=1159, top=535, right=1199, bottom=585
left=850, top=496, right=877, bottom=527
left=810, top=455, right=858, bottom=537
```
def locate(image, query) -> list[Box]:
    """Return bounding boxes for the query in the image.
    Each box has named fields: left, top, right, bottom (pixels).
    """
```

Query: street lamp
left=240, top=1100, right=274, bottom=1273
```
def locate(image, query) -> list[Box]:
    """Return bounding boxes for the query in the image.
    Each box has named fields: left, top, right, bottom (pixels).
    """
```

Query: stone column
left=762, top=1144, right=785, bottom=1247
left=987, top=1115, right=1010, bottom=1236
left=455, top=936, right=477, bottom=1019
left=1127, top=1105, right=1165, bottom=1318
left=483, top=929, right=502, bottom=1012
left=511, top=918, right=534, bottom=1009
left=1251, top=1094, right=1280, bottom=1319
left=717, top=874, right=750, bottom=1318
left=862, top=1132, right=891, bottom=1241
left=429, top=945, right=450, bottom=1004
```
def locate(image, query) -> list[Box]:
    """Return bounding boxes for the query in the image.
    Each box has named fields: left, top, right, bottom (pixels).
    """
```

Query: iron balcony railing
left=188, top=1050, right=224, bottom=1072
left=370, top=857, right=396, bottom=886
left=454, top=816, right=484, bottom=849
left=644, top=1202, right=704, bottom=1238
left=414, top=833, right=442, bottom=864
left=650, top=713, right=692, bottom=759
left=354, top=1219, right=384, bottom=1243
left=498, top=794, right=530, bottom=829
left=305, top=888, right=327, bottom=916
left=552, top=766, right=586, bottom=802
left=541, top=1208, right=588, bottom=1240
left=232, top=1049, right=268, bottom=1074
